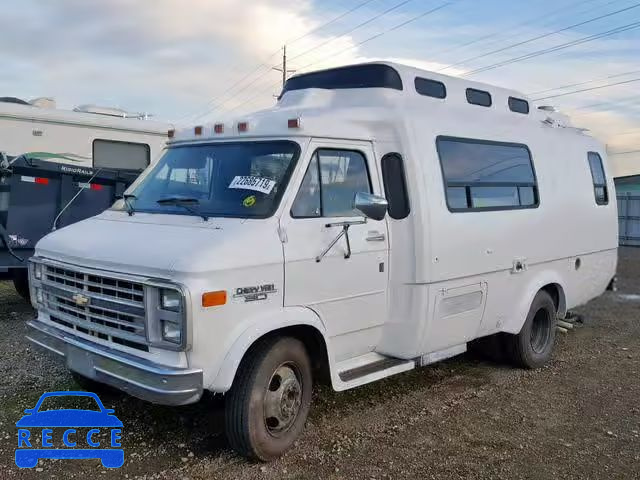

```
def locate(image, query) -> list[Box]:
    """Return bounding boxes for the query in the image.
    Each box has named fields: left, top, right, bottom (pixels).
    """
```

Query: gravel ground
left=1, top=249, right=639, bottom=479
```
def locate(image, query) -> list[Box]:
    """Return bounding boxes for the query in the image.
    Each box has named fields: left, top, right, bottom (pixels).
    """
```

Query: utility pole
left=273, top=45, right=296, bottom=88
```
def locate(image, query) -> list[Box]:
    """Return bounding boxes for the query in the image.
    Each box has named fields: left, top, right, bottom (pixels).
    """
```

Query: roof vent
left=73, top=104, right=149, bottom=119
left=29, top=97, right=56, bottom=109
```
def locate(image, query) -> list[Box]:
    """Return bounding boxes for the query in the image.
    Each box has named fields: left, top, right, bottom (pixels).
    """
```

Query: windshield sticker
left=243, top=195, right=257, bottom=208
left=229, top=176, right=276, bottom=194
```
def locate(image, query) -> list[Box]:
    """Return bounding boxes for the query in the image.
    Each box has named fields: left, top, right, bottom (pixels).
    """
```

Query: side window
left=93, top=139, right=150, bottom=171
left=415, top=77, right=446, bottom=99
left=588, top=152, right=608, bottom=205
left=437, top=137, right=538, bottom=212
left=291, top=149, right=371, bottom=218
left=508, top=96, right=530, bottom=114
left=466, top=88, right=492, bottom=107
left=381, top=153, right=410, bottom=219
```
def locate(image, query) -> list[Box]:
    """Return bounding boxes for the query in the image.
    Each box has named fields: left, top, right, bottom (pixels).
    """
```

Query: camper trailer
left=0, top=97, right=170, bottom=299
left=25, top=63, right=618, bottom=460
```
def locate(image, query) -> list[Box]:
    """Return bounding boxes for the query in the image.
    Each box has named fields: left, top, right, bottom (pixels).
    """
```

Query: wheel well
left=241, top=325, right=331, bottom=386
left=540, top=283, right=566, bottom=317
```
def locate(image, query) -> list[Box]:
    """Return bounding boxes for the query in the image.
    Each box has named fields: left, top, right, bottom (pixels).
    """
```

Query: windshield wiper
left=156, top=196, right=209, bottom=221
left=123, top=194, right=136, bottom=216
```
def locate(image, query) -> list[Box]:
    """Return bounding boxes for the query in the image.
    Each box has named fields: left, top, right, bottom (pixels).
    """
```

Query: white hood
left=35, top=210, right=283, bottom=278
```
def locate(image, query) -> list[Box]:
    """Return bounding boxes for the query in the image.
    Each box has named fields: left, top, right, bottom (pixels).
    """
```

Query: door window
left=291, top=149, right=372, bottom=218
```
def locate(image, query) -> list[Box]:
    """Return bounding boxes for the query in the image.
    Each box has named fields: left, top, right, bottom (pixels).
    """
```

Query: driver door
left=281, top=140, right=389, bottom=361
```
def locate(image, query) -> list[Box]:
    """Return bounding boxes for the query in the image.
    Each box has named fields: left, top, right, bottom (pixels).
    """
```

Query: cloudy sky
left=1, top=0, right=638, bottom=160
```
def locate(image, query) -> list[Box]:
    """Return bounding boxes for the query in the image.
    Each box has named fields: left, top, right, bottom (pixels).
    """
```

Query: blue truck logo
left=15, top=391, right=123, bottom=468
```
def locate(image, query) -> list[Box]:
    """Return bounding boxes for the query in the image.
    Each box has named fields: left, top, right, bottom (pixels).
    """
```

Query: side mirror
left=353, top=192, right=388, bottom=221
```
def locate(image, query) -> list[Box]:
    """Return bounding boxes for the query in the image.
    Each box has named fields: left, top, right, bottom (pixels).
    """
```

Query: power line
left=533, top=77, right=640, bottom=101
left=220, top=1, right=454, bottom=117
left=177, top=0, right=379, bottom=123
left=438, top=2, right=640, bottom=73
left=433, top=0, right=605, bottom=61
left=463, top=21, right=640, bottom=77
left=294, top=2, right=453, bottom=73
left=610, top=149, right=640, bottom=155
left=528, top=68, right=640, bottom=96
left=288, top=0, right=416, bottom=63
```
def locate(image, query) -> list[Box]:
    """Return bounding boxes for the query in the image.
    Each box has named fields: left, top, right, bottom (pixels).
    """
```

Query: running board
left=339, top=357, right=410, bottom=382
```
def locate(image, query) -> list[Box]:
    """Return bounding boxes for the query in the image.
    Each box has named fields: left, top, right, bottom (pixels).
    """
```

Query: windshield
left=119, top=141, right=300, bottom=218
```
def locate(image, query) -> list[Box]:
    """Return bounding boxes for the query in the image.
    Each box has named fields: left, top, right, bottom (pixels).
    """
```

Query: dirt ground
left=0, top=249, right=639, bottom=480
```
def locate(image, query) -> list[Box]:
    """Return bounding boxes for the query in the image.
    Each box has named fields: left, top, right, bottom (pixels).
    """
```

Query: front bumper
left=26, top=319, right=203, bottom=406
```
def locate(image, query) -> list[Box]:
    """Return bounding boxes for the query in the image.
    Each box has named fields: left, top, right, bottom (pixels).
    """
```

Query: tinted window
left=291, top=149, right=371, bottom=218
left=466, top=88, right=492, bottom=107
left=415, top=77, right=446, bottom=99
left=437, top=137, right=538, bottom=211
left=588, top=152, right=608, bottom=205
left=508, top=97, right=530, bottom=114
left=282, top=64, right=403, bottom=96
left=381, top=153, right=410, bottom=219
left=93, top=139, right=150, bottom=171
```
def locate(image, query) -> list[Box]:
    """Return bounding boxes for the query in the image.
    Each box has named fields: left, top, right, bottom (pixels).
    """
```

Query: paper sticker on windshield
left=229, top=176, right=276, bottom=194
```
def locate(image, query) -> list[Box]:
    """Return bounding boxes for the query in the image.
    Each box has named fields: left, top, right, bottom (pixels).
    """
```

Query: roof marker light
left=237, top=121, right=249, bottom=133
left=288, top=118, right=301, bottom=129
left=194, top=126, right=203, bottom=136
left=214, top=123, right=224, bottom=134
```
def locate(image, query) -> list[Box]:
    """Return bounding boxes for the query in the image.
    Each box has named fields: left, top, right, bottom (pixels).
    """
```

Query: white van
left=26, top=63, right=618, bottom=460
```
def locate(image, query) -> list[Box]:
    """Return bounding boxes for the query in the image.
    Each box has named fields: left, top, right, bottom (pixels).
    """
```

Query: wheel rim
left=264, top=363, right=303, bottom=436
left=530, top=307, right=552, bottom=354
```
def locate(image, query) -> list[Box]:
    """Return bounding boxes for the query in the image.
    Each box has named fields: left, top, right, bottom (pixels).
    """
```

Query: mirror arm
left=316, top=220, right=366, bottom=263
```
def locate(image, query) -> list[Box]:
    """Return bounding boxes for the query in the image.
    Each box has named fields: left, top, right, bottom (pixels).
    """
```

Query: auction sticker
left=229, top=176, right=275, bottom=194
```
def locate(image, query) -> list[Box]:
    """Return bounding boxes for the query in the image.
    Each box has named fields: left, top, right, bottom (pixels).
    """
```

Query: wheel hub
left=264, top=364, right=302, bottom=434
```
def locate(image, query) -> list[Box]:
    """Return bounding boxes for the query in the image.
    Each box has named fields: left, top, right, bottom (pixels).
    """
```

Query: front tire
left=12, top=269, right=30, bottom=303
left=225, top=336, right=312, bottom=461
left=505, top=290, right=557, bottom=369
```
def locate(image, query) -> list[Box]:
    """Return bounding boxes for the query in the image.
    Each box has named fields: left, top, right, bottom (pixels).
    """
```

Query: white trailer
left=0, top=97, right=170, bottom=297
left=25, top=63, right=618, bottom=461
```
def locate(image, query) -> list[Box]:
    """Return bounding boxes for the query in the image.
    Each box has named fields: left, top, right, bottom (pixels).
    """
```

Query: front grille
left=41, top=264, right=148, bottom=351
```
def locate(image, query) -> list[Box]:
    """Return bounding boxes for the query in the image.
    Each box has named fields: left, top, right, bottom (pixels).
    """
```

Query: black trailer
left=0, top=156, right=139, bottom=300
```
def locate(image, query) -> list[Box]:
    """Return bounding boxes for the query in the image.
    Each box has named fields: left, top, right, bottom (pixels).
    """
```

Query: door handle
left=366, top=231, right=386, bottom=242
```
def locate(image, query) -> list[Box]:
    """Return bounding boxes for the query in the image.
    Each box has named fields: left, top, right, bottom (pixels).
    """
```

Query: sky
left=1, top=0, right=638, bottom=164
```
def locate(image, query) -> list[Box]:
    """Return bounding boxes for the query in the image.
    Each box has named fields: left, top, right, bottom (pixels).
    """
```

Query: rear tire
left=12, top=269, right=30, bottom=303
left=505, top=290, right=557, bottom=369
left=225, top=336, right=312, bottom=461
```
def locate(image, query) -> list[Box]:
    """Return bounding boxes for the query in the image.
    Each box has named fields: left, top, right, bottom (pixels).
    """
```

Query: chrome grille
left=41, top=264, right=148, bottom=351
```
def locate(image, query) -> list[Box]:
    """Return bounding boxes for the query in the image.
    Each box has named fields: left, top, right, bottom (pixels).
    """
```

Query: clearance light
left=194, top=126, right=203, bottom=136
left=168, top=129, right=175, bottom=138
left=237, top=121, right=249, bottom=133
left=214, top=123, right=224, bottom=134
left=288, top=118, right=301, bottom=129
left=202, top=290, right=227, bottom=308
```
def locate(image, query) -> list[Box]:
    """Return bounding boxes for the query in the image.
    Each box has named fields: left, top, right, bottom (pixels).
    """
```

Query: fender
left=207, top=306, right=333, bottom=393
left=503, top=268, right=567, bottom=334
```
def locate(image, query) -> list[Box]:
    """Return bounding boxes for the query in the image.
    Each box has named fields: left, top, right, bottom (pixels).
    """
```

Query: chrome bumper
left=26, top=319, right=203, bottom=406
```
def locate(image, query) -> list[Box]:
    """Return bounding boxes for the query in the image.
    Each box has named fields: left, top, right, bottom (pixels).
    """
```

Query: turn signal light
left=202, top=290, right=227, bottom=308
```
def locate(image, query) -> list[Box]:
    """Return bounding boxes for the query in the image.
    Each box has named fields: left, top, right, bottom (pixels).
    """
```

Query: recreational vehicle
left=25, top=63, right=618, bottom=460
left=0, top=97, right=170, bottom=299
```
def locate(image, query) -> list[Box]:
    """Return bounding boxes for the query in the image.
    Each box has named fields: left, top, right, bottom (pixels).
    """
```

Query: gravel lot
left=1, top=248, right=639, bottom=479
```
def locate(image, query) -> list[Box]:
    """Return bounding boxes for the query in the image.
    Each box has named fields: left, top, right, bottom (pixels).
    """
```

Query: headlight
left=160, top=288, right=182, bottom=312
left=161, top=320, right=181, bottom=344
left=33, top=263, right=42, bottom=280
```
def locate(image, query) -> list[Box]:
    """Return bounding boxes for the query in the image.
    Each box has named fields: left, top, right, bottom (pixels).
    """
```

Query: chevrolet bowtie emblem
left=72, top=293, right=90, bottom=307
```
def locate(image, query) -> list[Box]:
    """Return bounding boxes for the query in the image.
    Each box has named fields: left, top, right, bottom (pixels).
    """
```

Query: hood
left=36, top=210, right=283, bottom=277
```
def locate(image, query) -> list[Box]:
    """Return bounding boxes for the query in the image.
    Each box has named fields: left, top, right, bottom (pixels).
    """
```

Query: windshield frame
left=122, top=139, right=303, bottom=220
